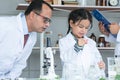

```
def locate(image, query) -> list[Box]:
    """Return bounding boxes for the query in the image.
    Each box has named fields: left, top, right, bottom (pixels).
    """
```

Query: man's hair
left=25, top=0, right=53, bottom=15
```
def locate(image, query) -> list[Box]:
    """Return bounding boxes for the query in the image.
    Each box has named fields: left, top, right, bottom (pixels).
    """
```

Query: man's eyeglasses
left=34, top=12, right=51, bottom=24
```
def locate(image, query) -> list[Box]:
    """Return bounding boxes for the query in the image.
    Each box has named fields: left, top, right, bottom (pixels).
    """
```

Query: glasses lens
left=44, top=17, right=51, bottom=23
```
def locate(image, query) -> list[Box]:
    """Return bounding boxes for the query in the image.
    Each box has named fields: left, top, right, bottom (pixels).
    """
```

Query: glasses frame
left=34, top=11, right=51, bottom=24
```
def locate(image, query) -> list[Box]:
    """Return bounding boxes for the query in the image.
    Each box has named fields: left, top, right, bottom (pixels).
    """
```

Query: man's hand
left=98, top=22, right=110, bottom=36
left=109, top=23, right=120, bottom=34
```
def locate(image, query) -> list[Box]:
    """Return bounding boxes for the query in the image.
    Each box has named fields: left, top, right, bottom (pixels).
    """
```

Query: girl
left=59, top=9, right=105, bottom=80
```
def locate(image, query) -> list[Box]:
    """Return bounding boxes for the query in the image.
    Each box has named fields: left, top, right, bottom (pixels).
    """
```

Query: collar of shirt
left=20, top=12, right=29, bottom=35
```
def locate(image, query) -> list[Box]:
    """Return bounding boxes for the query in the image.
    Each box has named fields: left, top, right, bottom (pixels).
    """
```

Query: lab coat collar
left=17, top=13, right=25, bottom=48
left=67, top=33, right=76, bottom=44
left=20, top=13, right=29, bottom=35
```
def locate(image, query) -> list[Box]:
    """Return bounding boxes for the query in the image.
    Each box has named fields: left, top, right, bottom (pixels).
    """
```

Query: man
left=0, top=0, right=53, bottom=79
left=98, top=22, right=120, bottom=56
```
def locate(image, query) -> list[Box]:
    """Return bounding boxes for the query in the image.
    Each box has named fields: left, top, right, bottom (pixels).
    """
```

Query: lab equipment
left=40, top=47, right=60, bottom=80
left=107, top=57, right=116, bottom=80
left=45, top=31, right=52, bottom=47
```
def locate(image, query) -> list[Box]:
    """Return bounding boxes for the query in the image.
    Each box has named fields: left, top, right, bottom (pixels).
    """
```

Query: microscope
left=40, top=47, right=60, bottom=80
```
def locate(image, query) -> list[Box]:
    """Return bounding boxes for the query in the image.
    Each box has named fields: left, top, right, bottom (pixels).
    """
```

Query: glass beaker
left=115, top=57, right=120, bottom=74
left=114, top=57, right=120, bottom=80
left=107, top=57, right=116, bottom=80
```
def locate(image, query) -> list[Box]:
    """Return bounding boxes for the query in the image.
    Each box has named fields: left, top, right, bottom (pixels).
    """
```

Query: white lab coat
left=59, top=33, right=104, bottom=80
left=0, top=13, right=37, bottom=79
left=105, top=30, right=120, bottom=56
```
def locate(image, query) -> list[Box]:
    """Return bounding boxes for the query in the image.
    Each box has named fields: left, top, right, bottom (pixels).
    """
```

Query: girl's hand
left=98, top=61, right=105, bottom=70
left=77, top=38, right=88, bottom=46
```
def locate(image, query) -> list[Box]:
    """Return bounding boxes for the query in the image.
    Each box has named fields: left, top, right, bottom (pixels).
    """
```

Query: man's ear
left=29, top=11, right=36, bottom=19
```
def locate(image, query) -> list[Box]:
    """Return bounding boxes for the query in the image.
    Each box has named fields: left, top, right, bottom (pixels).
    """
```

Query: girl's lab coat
left=0, top=13, right=37, bottom=78
left=59, top=33, right=104, bottom=80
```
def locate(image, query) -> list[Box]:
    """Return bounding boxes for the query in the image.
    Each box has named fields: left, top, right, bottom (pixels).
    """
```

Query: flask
left=88, top=64, right=105, bottom=80
left=88, top=65, right=99, bottom=80
left=55, top=34, right=63, bottom=47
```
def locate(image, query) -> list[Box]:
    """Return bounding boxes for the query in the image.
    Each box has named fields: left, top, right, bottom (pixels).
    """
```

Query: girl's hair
left=67, top=8, right=92, bottom=34
left=25, top=0, right=53, bottom=15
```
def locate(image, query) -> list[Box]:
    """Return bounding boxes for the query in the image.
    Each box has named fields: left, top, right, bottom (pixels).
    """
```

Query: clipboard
left=91, top=9, right=117, bottom=38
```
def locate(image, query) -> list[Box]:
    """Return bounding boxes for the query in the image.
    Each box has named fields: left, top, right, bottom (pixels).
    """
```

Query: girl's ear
left=70, top=20, right=74, bottom=28
left=70, top=20, right=73, bottom=24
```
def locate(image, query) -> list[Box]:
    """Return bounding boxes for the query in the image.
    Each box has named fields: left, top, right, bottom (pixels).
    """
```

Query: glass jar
left=77, top=0, right=87, bottom=6
left=55, top=33, right=63, bottom=47
left=45, top=31, right=52, bottom=47
left=96, top=0, right=107, bottom=6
